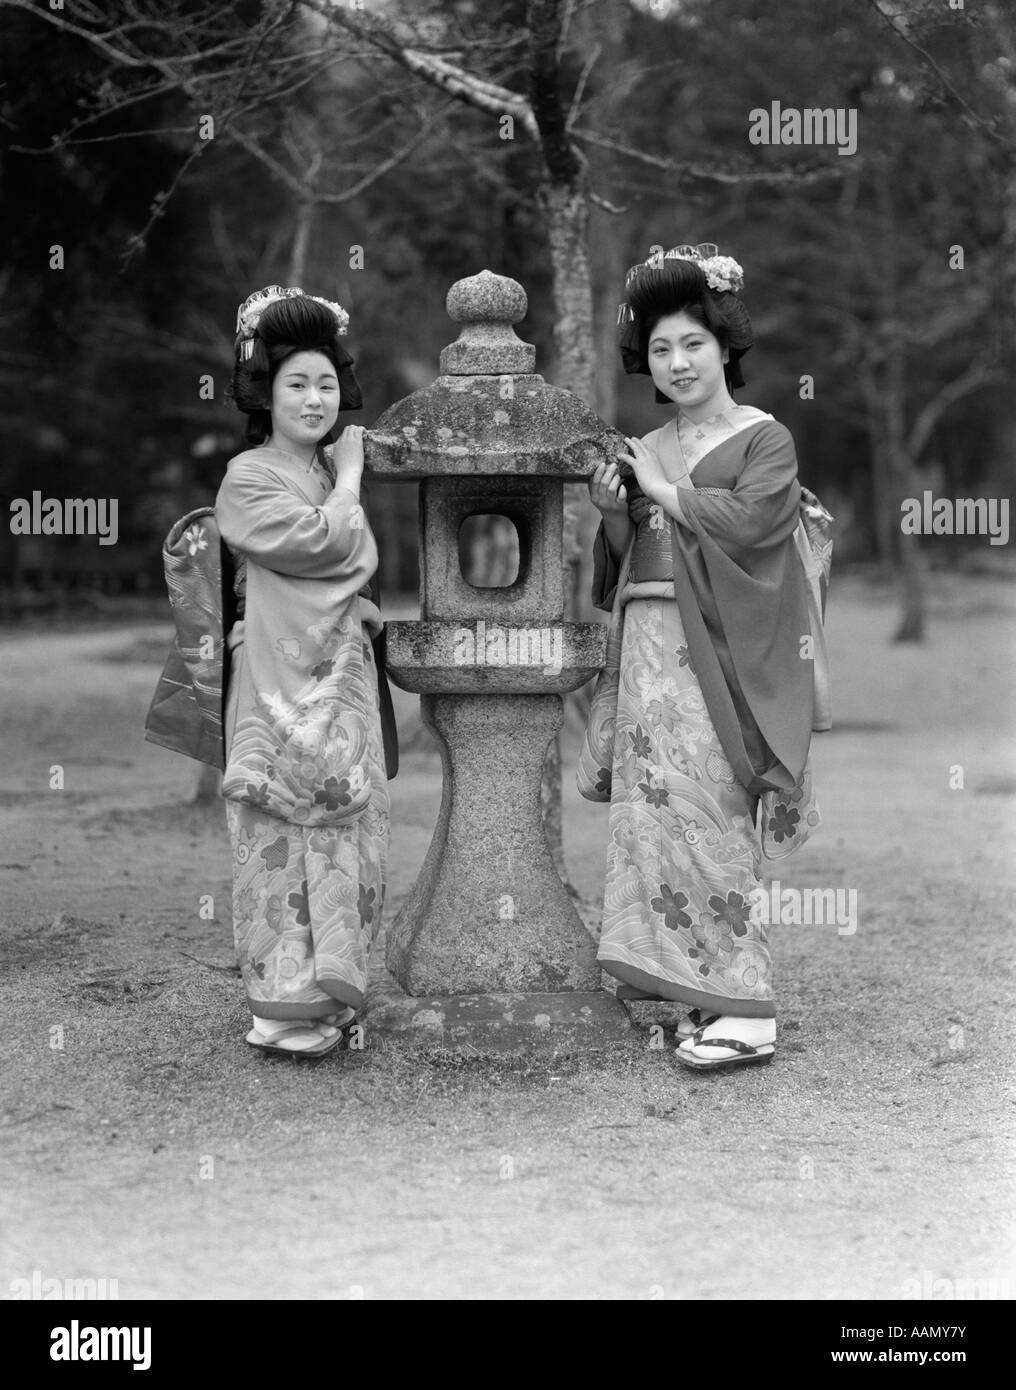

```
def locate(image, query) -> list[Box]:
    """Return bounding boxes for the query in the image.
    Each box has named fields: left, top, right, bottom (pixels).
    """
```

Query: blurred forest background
left=0, top=0, right=1013, bottom=640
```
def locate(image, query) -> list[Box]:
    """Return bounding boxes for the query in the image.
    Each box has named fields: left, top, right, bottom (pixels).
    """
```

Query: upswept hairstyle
left=227, top=294, right=363, bottom=445
left=619, top=258, right=753, bottom=398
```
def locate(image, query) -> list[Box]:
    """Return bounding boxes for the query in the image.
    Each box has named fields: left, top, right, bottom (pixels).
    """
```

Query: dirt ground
left=0, top=569, right=1014, bottom=1301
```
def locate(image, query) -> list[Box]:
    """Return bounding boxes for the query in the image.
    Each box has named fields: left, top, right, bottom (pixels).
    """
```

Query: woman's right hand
left=588, top=458, right=629, bottom=519
left=332, top=424, right=365, bottom=490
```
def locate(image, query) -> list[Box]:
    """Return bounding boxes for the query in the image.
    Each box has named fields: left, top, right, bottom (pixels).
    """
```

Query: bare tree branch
left=120, top=142, right=211, bottom=269
left=566, top=41, right=601, bottom=130
left=866, top=0, right=1008, bottom=146
left=1, top=0, right=295, bottom=70
left=312, top=0, right=541, bottom=139
left=571, top=126, right=860, bottom=184
left=589, top=190, right=629, bottom=213
left=226, top=105, right=449, bottom=206
left=907, top=363, right=1007, bottom=459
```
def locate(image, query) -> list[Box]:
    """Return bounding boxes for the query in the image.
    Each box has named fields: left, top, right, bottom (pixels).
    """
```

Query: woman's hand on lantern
left=588, top=458, right=629, bottom=520
left=333, top=424, right=365, bottom=493
left=618, top=436, right=666, bottom=500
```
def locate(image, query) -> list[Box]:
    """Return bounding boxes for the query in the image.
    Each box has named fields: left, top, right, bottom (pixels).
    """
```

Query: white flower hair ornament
left=235, top=285, right=350, bottom=360
left=697, top=254, right=745, bottom=294
left=621, top=244, right=745, bottom=311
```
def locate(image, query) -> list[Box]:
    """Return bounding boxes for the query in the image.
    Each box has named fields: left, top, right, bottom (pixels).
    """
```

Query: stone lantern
left=364, top=270, right=631, bottom=1048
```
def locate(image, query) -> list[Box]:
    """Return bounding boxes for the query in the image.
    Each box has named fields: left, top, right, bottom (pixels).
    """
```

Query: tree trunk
left=528, top=0, right=600, bottom=886
left=288, top=198, right=315, bottom=286
left=885, top=353, right=927, bottom=642
left=862, top=373, right=893, bottom=568
left=874, top=167, right=927, bottom=642
left=537, top=177, right=597, bottom=883
left=559, top=200, right=629, bottom=740
left=894, top=539, right=928, bottom=643
left=541, top=176, right=597, bottom=622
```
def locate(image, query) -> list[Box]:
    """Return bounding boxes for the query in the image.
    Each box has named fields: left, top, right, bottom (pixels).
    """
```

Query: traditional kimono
left=215, top=445, right=390, bottom=1021
left=592, top=405, right=822, bottom=1019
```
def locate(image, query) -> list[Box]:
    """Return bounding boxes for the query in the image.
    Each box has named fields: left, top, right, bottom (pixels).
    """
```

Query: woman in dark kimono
left=587, top=246, right=825, bottom=1071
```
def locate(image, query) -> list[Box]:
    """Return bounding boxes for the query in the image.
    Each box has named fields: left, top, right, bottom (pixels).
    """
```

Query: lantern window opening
left=457, top=511, right=530, bottom=591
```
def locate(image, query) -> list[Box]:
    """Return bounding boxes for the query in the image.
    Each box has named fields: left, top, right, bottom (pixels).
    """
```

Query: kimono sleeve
left=679, top=421, right=802, bottom=550
left=591, top=518, right=633, bottom=612
left=215, top=460, right=376, bottom=580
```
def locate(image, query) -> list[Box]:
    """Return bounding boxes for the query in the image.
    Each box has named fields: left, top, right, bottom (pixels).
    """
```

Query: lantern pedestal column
left=387, top=692, right=598, bottom=995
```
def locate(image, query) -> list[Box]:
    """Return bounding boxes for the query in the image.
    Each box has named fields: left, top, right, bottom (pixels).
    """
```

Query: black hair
left=227, top=294, right=363, bottom=445
left=620, top=257, right=752, bottom=396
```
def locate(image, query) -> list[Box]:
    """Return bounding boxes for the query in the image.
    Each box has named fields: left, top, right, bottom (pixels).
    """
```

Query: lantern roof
left=364, top=270, right=623, bottom=479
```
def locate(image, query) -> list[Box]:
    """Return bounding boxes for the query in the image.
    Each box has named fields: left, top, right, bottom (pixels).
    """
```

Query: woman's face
left=269, top=350, right=340, bottom=455
left=647, top=310, right=730, bottom=416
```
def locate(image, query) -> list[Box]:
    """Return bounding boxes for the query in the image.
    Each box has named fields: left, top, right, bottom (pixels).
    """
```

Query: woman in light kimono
left=217, top=288, right=392, bottom=1055
left=587, top=246, right=823, bottom=1071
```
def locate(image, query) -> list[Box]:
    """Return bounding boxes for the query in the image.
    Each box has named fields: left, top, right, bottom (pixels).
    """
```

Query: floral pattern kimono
left=215, top=446, right=390, bottom=1020
left=592, top=406, right=821, bottom=1018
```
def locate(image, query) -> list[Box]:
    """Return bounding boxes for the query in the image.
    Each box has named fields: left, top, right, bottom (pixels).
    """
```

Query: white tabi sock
left=678, top=1014, right=776, bottom=1055
left=250, top=1014, right=317, bottom=1040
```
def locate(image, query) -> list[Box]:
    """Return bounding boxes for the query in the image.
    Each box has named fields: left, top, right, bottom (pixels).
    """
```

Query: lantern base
left=361, top=981, right=633, bottom=1052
